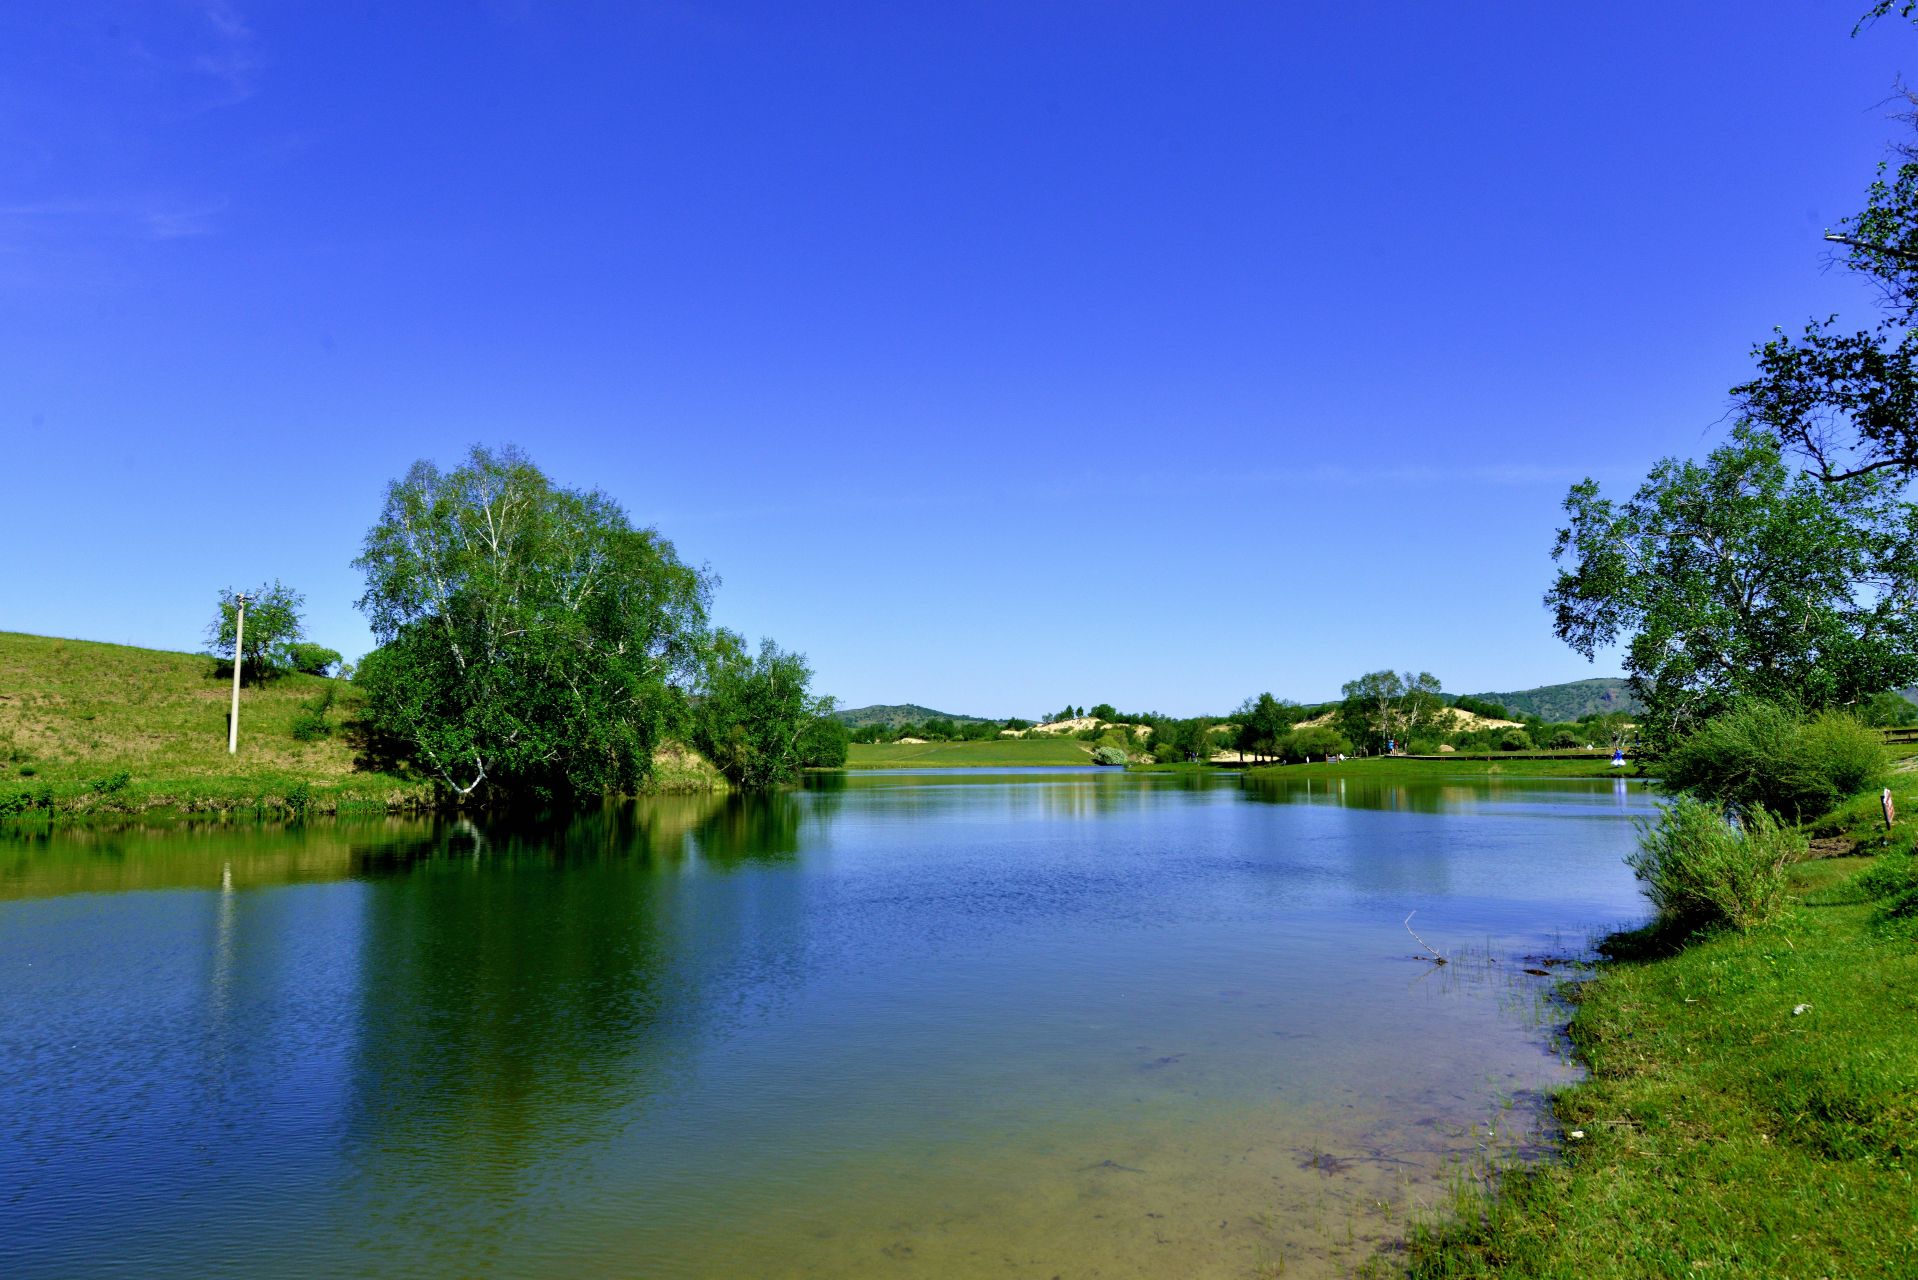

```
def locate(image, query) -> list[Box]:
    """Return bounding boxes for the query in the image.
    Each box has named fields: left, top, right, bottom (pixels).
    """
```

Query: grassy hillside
left=846, top=738, right=1096, bottom=768
left=833, top=703, right=994, bottom=728
left=0, top=631, right=431, bottom=817
left=0, top=631, right=730, bottom=818
left=1463, top=676, right=1641, bottom=721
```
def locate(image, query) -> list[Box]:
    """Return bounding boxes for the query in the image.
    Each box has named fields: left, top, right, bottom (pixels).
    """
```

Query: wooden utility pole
left=227, top=593, right=249, bottom=755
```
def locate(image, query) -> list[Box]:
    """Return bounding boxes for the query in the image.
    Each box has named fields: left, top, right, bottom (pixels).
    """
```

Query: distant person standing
left=1612, top=747, right=1626, bottom=768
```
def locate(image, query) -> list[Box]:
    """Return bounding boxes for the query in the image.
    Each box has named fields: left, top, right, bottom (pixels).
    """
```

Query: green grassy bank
left=1243, top=754, right=1642, bottom=781
left=845, top=737, right=1099, bottom=768
left=0, top=631, right=725, bottom=820
left=0, top=631, right=432, bottom=818
left=1391, top=764, right=1918, bottom=1279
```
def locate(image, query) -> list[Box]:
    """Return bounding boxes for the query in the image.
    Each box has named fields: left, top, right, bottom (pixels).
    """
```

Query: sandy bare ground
left=1017, top=717, right=1155, bottom=738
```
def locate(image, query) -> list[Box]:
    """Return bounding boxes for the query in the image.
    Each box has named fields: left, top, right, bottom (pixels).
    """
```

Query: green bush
left=286, top=643, right=343, bottom=677
left=1661, top=702, right=1886, bottom=821
left=1091, top=745, right=1128, bottom=766
left=1628, top=795, right=1803, bottom=932
left=0, top=783, right=56, bottom=816
left=89, top=769, right=132, bottom=795
left=1277, top=724, right=1351, bottom=763
left=1798, top=712, right=1888, bottom=796
left=1852, top=848, right=1918, bottom=902
left=291, top=685, right=337, bottom=741
left=798, top=715, right=850, bottom=768
left=1497, top=728, right=1533, bottom=752
left=291, top=712, right=331, bottom=742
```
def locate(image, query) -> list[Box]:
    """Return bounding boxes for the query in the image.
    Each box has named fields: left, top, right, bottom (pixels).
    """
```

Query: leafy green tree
left=1090, top=703, right=1118, bottom=722
left=1862, top=689, right=1918, bottom=727
left=1149, top=717, right=1216, bottom=763
left=695, top=632, right=837, bottom=790
left=207, top=580, right=307, bottom=685
left=797, top=706, right=852, bottom=767
left=286, top=642, right=343, bottom=677
left=1278, top=724, right=1350, bottom=763
left=1233, top=693, right=1297, bottom=761
left=354, top=446, right=712, bottom=802
left=1734, top=5, right=1918, bottom=481
left=1338, top=670, right=1443, bottom=753
left=1581, top=711, right=1636, bottom=753
left=1547, top=428, right=1918, bottom=751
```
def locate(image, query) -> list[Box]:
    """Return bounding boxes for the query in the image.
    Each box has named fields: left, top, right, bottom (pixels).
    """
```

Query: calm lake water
left=0, top=769, right=1654, bottom=1278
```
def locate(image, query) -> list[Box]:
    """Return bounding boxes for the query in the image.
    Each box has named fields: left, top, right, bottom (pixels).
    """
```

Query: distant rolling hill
left=1461, top=677, right=1642, bottom=722
left=832, top=703, right=995, bottom=729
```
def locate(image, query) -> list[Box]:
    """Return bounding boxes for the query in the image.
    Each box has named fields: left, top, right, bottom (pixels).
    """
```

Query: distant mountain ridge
left=833, top=703, right=994, bottom=729
left=1460, top=677, right=1641, bottom=722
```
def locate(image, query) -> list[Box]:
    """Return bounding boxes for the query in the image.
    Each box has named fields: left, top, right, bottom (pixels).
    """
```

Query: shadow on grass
left=1594, top=917, right=1705, bottom=962
left=341, top=714, right=420, bottom=779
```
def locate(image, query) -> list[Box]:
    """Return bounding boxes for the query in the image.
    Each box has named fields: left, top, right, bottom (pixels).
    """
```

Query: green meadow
left=0, top=630, right=431, bottom=817
left=844, top=737, right=1099, bottom=768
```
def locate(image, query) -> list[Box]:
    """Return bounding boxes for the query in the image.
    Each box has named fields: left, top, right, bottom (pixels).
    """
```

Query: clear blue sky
left=2, top=2, right=1909, bottom=715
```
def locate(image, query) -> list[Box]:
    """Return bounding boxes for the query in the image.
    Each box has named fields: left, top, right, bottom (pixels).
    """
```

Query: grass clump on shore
left=1628, top=795, right=1802, bottom=933
left=1393, top=766, right=1918, bottom=1279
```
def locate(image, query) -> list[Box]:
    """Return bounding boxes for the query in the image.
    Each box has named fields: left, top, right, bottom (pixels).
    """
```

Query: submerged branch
left=1404, top=911, right=1448, bottom=965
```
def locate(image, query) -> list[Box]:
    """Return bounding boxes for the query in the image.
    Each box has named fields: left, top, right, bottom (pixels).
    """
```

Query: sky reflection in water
left=0, top=771, right=1654, bottom=1278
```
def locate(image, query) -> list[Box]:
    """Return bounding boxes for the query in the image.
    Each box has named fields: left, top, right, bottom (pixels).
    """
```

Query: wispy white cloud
left=0, top=196, right=227, bottom=244
left=142, top=199, right=227, bottom=240
left=185, top=0, right=263, bottom=106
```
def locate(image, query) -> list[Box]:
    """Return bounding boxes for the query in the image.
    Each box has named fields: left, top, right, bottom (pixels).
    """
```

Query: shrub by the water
left=1660, top=701, right=1885, bottom=821
left=1090, top=745, right=1128, bottom=766
left=1628, top=795, right=1803, bottom=932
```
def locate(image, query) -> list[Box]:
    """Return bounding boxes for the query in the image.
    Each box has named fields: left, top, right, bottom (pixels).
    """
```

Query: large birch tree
left=353, top=446, right=712, bottom=803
